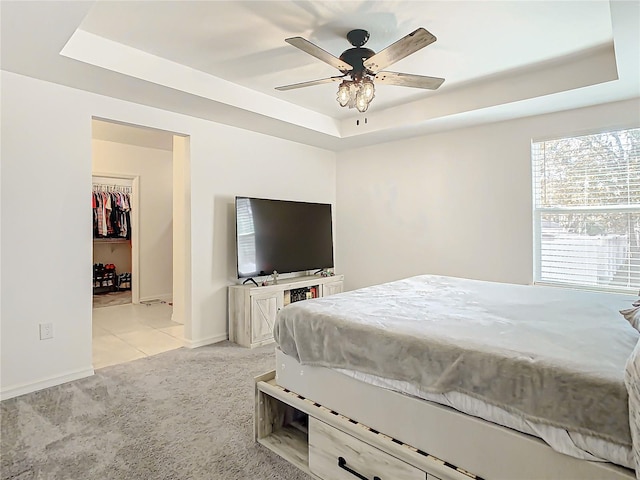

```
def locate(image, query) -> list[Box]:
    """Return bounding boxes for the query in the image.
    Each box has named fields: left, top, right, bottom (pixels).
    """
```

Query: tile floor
left=92, top=301, right=183, bottom=369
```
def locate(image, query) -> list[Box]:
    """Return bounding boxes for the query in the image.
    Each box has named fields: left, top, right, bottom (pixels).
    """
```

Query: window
left=236, top=197, right=257, bottom=276
left=532, top=127, right=640, bottom=293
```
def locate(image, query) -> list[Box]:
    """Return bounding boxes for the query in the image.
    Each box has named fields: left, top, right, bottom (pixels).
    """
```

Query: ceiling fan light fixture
left=337, top=76, right=375, bottom=112
left=355, top=90, right=370, bottom=113
left=360, top=77, right=375, bottom=103
left=337, top=81, right=351, bottom=107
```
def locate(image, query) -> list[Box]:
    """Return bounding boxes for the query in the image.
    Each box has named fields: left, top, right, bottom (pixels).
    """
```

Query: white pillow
left=624, top=339, right=640, bottom=479
left=621, top=306, right=640, bottom=332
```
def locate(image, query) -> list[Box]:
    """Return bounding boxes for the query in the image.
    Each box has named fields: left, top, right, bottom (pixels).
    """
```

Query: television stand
left=228, top=274, right=344, bottom=348
left=242, top=277, right=259, bottom=287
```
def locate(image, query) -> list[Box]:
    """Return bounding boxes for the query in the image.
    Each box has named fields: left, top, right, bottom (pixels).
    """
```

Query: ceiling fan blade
left=364, top=28, right=436, bottom=72
left=275, top=75, right=346, bottom=91
left=285, top=37, right=352, bottom=72
left=374, top=71, right=445, bottom=90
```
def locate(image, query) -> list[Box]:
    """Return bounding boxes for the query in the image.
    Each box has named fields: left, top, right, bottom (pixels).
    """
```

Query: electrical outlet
left=39, top=323, right=53, bottom=340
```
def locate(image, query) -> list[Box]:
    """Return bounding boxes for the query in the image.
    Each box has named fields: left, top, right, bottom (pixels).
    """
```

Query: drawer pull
left=338, top=456, right=381, bottom=480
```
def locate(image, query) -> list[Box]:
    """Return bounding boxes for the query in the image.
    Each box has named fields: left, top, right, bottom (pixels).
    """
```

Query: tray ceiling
left=1, top=1, right=638, bottom=150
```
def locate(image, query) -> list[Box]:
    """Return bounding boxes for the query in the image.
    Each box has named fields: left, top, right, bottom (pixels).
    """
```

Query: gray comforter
left=626, top=340, right=640, bottom=478
left=273, top=275, right=639, bottom=447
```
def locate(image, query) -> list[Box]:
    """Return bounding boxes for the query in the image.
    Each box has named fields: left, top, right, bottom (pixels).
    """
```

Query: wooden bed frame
left=254, top=348, right=634, bottom=480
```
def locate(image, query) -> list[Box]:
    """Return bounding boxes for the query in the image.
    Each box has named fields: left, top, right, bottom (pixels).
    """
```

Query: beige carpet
left=1, top=342, right=312, bottom=480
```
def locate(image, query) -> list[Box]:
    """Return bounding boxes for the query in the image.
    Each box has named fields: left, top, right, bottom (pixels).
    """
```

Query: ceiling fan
left=276, top=28, right=445, bottom=113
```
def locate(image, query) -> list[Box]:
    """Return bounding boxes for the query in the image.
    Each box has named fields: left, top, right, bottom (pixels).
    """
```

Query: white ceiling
left=77, top=0, right=613, bottom=117
left=1, top=1, right=639, bottom=151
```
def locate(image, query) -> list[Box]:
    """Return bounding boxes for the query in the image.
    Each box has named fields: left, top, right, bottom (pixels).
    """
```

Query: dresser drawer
left=309, top=417, right=426, bottom=480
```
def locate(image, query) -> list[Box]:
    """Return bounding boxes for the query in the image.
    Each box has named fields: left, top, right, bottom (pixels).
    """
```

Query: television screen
left=235, top=197, right=334, bottom=278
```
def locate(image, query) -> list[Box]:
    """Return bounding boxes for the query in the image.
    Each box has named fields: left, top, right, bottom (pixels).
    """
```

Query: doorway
left=91, top=118, right=190, bottom=369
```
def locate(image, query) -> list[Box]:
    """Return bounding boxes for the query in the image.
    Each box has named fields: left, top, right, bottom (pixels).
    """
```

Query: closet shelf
left=93, top=238, right=130, bottom=244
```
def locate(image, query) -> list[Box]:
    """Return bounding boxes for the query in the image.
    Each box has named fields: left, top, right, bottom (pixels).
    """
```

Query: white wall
left=188, top=118, right=337, bottom=346
left=336, top=99, right=640, bottom=291
left=1, top=73, right=94, bottom=397
left=92, top=138, right=173, bottom=301
left=0, top=71, right=336, bottom=398
left=93, top=243, right=132, bottom=274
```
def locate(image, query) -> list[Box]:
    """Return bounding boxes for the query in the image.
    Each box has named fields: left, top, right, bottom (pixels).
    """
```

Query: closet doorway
left=92, top=174, right=138, bottom=307
left=91, top=119, right=188, bottom=369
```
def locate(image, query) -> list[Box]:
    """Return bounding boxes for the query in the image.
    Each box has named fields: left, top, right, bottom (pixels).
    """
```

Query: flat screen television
left=235, top=196, right=334, bottom=279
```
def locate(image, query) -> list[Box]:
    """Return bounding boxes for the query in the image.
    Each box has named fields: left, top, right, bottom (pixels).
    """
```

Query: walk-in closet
left=92, top=181, right=134, bottom=308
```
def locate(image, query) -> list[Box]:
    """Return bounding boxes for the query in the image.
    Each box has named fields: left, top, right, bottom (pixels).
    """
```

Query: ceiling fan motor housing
left=339, top=47, right=375, bottom=78
left=341, top=29, right=374, bottom=79
left=346, top=29, right=370, bottom=47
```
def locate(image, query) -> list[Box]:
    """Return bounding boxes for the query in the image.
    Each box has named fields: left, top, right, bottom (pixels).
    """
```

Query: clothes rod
left=92, top=184, right=132, bottom=193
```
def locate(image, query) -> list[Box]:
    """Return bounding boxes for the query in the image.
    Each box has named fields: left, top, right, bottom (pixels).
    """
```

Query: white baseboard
left=183, top=333, right=228, bottom=349
left=0, top=367, right=95, bottom=401
left=138, top=293, right=173, bottom=304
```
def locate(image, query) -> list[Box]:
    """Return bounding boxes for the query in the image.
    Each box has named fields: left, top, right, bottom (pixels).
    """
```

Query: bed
left=265, top=274, right=639, bottom=480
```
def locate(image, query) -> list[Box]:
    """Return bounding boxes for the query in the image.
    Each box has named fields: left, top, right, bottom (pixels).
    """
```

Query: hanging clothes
left=92, top=185, right=132, bottom=239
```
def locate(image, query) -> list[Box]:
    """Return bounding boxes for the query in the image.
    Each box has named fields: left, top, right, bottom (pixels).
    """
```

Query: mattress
left=273, top=274, right=639, bottom=466
left=335, top=367, right=633, bottom=468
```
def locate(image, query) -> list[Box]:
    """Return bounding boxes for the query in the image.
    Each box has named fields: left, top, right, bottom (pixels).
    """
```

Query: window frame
left=531, top=126, right=640, bottom=294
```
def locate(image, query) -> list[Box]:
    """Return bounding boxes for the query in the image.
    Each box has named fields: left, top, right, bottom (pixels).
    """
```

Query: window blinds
left=532, top=128, right=640, bottom=293
left=236, top=198, right=257, bottom=276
